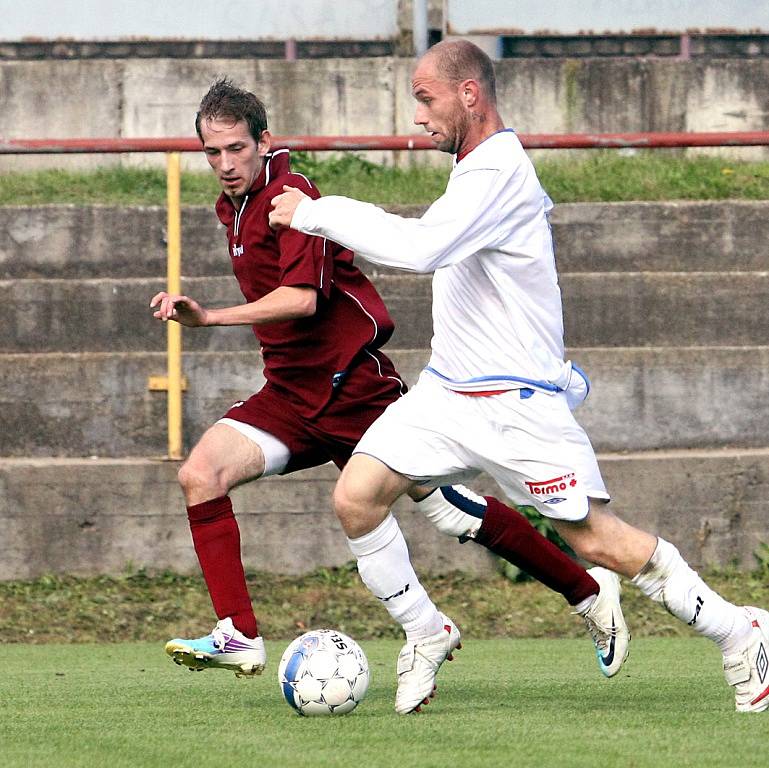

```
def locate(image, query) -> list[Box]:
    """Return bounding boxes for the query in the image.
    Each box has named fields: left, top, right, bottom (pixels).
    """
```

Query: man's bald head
left=421, top=40, right=497, bottom=104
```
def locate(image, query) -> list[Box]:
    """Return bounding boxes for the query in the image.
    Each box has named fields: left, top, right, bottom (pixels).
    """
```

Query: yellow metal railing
left=147, top=152, right=187, bottom=459
left=165, top=152, right=184, bottom=459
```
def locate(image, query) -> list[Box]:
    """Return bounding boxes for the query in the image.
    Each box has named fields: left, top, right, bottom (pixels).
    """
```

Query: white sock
left=631, top=538, right=751, bottom=654
left=574, top=594, right=597, bottom=615
left=415, top=485, right=485, bottom=539
left=347, top=513, right=443, bottom=642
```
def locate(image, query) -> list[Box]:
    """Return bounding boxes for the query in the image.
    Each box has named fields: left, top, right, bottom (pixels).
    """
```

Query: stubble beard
left=441, top=110, right=472, bottom=156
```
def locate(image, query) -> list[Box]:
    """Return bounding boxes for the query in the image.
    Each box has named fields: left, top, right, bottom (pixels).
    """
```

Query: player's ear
left=257, top=130, right=272, bottom=156
left=460, top=80, right=479, bottom=107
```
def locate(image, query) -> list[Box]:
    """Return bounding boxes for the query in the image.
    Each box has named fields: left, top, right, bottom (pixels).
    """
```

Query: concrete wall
left=2, top=449, right=768, bottom=581
left=2, top=199, right=769, bottom=577
left=4, top=201, right=768, bottom=280
left=3, top=57, right=769, bottom=171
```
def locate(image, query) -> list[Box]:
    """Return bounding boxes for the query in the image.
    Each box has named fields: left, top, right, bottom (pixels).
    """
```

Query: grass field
left=2, top=152, right=769, bottom=206
left=2, top=638, right=764, bottom=768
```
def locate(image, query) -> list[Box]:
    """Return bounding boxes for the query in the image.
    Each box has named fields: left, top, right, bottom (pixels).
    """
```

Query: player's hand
left=149, top=291, right=208, bottom=327
left=269, top=185, right=309, bottom=229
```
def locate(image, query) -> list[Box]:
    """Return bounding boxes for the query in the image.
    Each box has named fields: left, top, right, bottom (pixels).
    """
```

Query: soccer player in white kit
left=270, top=39, right=769, bottom=714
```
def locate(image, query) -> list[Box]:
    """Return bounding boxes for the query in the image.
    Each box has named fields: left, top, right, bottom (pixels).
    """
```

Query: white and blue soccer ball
left=278, top=628, right=370, bottom=716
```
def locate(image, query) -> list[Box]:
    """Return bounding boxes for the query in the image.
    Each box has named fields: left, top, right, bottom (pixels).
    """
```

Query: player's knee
left=332, top=482, right=361, bottom=525
left=177, top=458, right=225, bottom=497
left=176, top=460, right=201, bottom=493
left=333, top=480, right=380, bottom=537
left=570, top=529, right=631, bottom=570
left=570, top=536, right=608, bottom=566
left=554, top=520, right=607, bottom=566
left=556, top=503, right=630, bottom=568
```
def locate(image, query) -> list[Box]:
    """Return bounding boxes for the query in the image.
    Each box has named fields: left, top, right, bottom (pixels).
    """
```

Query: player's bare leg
left=555, top=504, right=768, bottom=711
left=177, top=422, right=267, bottom=506
left=334, top=454, right=461, bottom=713
left=552, top=503, right=656, bottom=577
left=165, top=423, right=267, bottom=676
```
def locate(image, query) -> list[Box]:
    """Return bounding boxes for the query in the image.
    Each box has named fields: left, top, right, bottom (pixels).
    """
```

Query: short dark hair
left=427, top=40, right=497, bottom=103
left=195, top=77, right=268, bottom=142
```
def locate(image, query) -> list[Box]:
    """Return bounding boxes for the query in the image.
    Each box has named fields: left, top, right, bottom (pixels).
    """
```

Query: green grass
left=1, top=639, right=764, bottom=768
left=0, top=165, right=221, bottom=206
left=3, top=566, right=768, bottom=645
left=536, top=151, right=769, bottom=202
left=3, top=152, right=769, bottom=206
left=4, top=570, right=767, bottom=765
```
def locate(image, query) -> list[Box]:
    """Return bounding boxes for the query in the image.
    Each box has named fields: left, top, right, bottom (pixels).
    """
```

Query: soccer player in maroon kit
left=151, top=79, right=627, bottom=708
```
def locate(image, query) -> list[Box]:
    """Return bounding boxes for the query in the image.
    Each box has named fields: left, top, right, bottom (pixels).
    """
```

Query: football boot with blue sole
left=165, top=617, right=266, bottom=677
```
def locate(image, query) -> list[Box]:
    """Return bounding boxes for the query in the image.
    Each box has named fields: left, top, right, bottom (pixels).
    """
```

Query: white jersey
left=292, top=129, right=578, bottom=397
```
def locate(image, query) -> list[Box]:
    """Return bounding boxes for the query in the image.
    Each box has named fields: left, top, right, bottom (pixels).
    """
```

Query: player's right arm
left=282, top=168, right=508, bottom=274
left=150, top=291, right=209, bottom=326
left=150, top=286, right=317, bottom=327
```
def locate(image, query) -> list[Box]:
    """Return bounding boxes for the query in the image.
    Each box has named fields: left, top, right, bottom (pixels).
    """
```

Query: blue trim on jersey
left=571, top=363, right=591, bottom=398
left=440, top=486, right=487, bottom=520
left=425, top=366, right=563, bottom=393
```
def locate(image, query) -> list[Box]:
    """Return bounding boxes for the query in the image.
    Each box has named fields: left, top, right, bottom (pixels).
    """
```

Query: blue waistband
left=425, top=366, right=563, bottom=392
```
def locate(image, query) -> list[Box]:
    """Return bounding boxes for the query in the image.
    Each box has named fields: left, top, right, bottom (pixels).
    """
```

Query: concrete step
left=2, top=347, right=768, bottom=457
left=549, top=200, right=769, bottom=273
left=562, top=271, right=769, bottom=347
left=2, top=447, right=767, bottom=580
left=3, top=270, right=768, bottom=353
left=0, top=274, right=431, bottom=353
left=3, top=201, right=767, bottom=279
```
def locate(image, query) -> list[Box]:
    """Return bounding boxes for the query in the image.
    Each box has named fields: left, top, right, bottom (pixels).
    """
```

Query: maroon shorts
left=221, top=349, right=406, bottom=474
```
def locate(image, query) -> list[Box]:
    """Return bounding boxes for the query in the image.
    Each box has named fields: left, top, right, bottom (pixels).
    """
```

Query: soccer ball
left=278, top=628, right=370, bottom=716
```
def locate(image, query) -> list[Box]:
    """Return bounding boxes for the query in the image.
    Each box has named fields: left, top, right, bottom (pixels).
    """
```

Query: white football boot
left=395, top=613, right=461, bottom=714
left=723, top=606, right=769, bottom=712
left=579, top=567, right=631, bottom=677
left=165, top=617, right=266, bottom=677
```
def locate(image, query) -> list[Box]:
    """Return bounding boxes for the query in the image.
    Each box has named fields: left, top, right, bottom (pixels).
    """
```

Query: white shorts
left=353, top=372, right=609, bottom=522
left=217, top=418, right=290, bottom=477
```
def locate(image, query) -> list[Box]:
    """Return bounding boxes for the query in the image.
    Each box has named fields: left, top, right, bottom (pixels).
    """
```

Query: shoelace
left=581, top=613, right=616, bottom=652
left=211, top=622, right=234, bottom=651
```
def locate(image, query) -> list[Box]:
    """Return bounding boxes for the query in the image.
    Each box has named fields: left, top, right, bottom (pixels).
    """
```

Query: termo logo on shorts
left=525, top=473, right=578, bottom=496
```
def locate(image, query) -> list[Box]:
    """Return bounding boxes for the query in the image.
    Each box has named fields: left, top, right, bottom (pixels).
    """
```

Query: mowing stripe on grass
left=0, top=639, right=765, bottom=768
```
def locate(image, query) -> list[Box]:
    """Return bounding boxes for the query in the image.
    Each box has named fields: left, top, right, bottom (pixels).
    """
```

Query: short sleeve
left=275, top=226, right=333, bottom=299
left=270, top=173, right=333, bottom=299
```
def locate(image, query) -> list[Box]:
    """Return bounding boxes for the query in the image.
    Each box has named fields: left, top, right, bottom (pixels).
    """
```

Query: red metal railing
left=2, top=131, right=769, bottom=154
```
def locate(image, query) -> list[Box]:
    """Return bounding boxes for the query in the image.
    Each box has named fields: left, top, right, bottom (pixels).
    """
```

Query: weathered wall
left=2, top=57, right=769, bottom=171
left=2, top=449, right=768, bottom=580
left=2, top=199, right=769, bottom=577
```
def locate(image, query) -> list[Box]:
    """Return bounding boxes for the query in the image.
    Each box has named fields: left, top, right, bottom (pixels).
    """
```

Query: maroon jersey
left=215, top=149, right=395, bottom=418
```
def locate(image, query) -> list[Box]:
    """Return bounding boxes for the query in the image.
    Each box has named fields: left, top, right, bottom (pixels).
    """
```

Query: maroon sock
left=187, top=495, right=259, bottom=638
left=474, top=496, right=598, bottom=605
